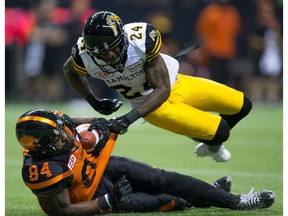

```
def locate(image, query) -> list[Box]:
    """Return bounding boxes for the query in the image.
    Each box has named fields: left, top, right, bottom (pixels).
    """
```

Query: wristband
left=104, top=194, right=112, bottom=207
left=90, top=117, right=98, bottom=124
left=98, top=194, right=112, bottom=209
left=125, top=109, right=141, bottom=124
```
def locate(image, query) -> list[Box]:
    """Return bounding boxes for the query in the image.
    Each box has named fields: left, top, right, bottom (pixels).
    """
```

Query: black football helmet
left=83, top=11, right=128, bottom=72
left=15, top=109, right=80, bottom=156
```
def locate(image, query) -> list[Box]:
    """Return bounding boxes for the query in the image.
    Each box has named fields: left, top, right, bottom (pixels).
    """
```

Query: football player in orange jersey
left=64, top=11, right=253, bottom=163
left=16, top=109, right=275, bottom=215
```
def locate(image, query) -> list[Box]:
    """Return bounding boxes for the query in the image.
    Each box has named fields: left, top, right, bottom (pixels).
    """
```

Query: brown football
left=76, top=123, right=100, bottom=152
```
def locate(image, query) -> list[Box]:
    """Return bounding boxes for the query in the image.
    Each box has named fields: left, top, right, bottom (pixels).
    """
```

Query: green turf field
left=5, top=102, right=283, bottom=215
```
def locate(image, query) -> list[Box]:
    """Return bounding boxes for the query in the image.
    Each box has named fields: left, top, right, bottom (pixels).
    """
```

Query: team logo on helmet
left=149, top=30, right=158, bottom=42
left=106, top=14, right=122, bottom=37
left=19, top=134, right=40, bottom=151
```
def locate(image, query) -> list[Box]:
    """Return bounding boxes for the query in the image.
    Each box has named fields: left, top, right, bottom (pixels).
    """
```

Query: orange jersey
left=22, top=135, right=116, bottom=204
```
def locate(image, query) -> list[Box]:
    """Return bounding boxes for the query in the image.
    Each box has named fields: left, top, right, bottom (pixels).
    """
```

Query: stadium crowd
left=5, top=0, right=283, bottom=104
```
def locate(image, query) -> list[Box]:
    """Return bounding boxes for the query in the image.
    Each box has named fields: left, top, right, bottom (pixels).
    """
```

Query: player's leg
left=107, top=157, right=233, bottom=192
left=106, top=156, right=230, bottom=208
left=175, top=74, right=252, bottom=131
left=220, top=96, right=252, bottom=129
left=106, top=156, right=188, bottom=213
left=174, top=74, right=251, bottom=161
left=186, top=76, right=252, bottom=161
left=144, top=101, right=231, bottom=161
left=95, top=166, right=187, bottom=213
left=106, top=156, right=275, bottom=210
left=112, top=192, right=187, bottom=213
left=144, top=102, right=223, bottom=140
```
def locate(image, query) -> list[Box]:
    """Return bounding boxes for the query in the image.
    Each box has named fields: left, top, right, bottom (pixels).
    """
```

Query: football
left=76, top=123, right=100, bottom=152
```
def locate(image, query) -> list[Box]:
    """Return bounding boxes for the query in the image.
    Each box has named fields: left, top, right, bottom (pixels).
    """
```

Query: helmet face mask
left=83, top=11, right=128, bottom=72
left=40, top=129, right=77, bottom=156
left=16, top=109, right=79, bottom=156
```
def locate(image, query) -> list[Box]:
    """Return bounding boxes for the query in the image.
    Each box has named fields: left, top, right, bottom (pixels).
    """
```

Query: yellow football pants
left=144, top=74, right=244, bottom=140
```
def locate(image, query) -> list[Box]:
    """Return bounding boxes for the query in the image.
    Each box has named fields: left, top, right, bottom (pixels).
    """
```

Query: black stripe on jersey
left=145, top=24, right=162, bottom=63
left=71, top=45, right=88, bottom=75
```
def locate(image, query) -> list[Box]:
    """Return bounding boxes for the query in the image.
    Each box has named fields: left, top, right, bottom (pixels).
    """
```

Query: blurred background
left=5, top=0, right=283, bottom=105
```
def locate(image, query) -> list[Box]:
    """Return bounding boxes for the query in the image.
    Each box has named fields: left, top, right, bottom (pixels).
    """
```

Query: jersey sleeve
left=145, top=24, right=162, bottom=63
left=22, top=154, right=73, bottom=194
left=71, top=38, right=88, bottom=76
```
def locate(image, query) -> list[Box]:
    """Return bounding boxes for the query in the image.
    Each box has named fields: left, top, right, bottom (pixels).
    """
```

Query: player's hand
left=88, top=118, right=109, bottom=154
left=88, top=117, right=109, bottom=133
left=96, top=99, right=123, bottom=115
left=85, top=95, right=122, bottom=115
left=108, top=116, right=130, bottom=135
left=108, top=175, right=132, bottom=205
left=108, top=110, right=141, bottom=135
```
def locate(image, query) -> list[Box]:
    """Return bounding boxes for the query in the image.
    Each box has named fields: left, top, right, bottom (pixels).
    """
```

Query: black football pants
left=103, top=156, right=239, bottom=213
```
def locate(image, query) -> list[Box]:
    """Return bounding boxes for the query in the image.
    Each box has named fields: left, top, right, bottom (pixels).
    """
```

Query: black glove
left=98, top=175, right=132, bottom=209
left=108, top=175, right=132, bottom=206
left=108, top=116, right=130, bottom=135
left=108, top=110, right=141, bottom=135
left=87, top=118, right=110, bottom=154
left=86, top=95, right=122, bottom=115
left=97, top=98, right=122, bottom=115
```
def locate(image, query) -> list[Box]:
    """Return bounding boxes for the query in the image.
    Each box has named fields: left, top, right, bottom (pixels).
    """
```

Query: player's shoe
left=194, top=143, right=231, bottom=162
left=211, top=176, right=232, bottom=192
left=235, top=187, right=275, bottom=210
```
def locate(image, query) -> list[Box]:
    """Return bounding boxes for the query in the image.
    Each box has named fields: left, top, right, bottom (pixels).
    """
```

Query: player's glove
left=87, top=118, right=110, bottom=154
left=85, top=95, right=122, bottom=115
left=108, top=110, right=141, bottom=135
left=108, top=175, right=132, bottom=205
left=98, top=175, right=132, bottom=209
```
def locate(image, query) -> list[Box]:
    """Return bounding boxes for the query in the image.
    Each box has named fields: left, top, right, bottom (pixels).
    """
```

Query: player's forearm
left=40, top=193, right=111, bottom=215
left=59, top=199, right=109, bottom=215
left=72, top=117, right=94, bottom=126
left=119, top=87, right=170, bottom=130
left=42, top=196, right=110, bottom=216
left=135, top=86, right=170, bottom=117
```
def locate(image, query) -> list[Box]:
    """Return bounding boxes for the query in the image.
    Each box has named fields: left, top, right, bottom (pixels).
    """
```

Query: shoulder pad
left=145, top=24, right=162, bottom=63
left=22, top=154, right=72, bottom=191
left=71, top=37, right=88, bottom=75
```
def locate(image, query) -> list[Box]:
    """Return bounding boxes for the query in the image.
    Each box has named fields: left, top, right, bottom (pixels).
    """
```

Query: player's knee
left=240, top=96, right=252, bottom=117
left=151, top=170, right=168, bottom=187
left=193, top=119, right=230, bottom=145
left=114, top=156, right=131, bottom=172
left=212, top=119, right=230, bottom=144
